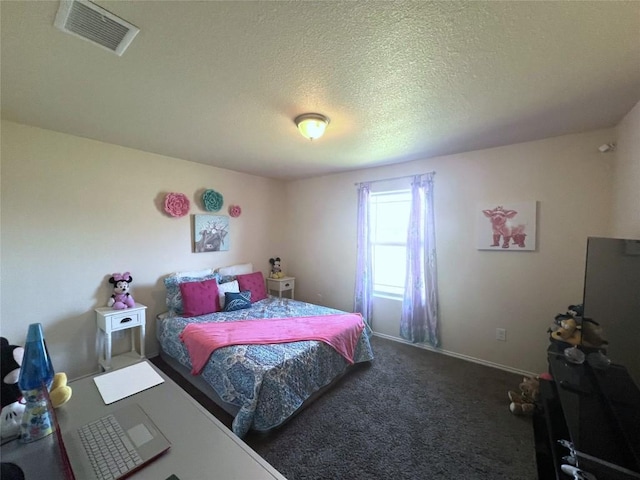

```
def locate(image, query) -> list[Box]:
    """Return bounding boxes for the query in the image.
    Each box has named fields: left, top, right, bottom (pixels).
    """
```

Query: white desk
left=2, top=361, right=287, bottom=480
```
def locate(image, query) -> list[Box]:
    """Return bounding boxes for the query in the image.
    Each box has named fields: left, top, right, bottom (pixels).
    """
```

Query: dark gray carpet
left=152, top=336, right=537, bottom=480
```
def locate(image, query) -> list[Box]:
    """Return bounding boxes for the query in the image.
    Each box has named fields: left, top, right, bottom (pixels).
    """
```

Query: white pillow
left=171, top=268, right=215, bottom=279
left=217, top=280, right=240, bottom=308
left=217, top=263, right=253, bottom=276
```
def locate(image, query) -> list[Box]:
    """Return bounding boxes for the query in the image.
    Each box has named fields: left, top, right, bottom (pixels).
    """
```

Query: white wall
left=285, top=129, right=616, bottom=375
left=611, top=100, right=640, bottom=238
left=1, top=115, right=635, bottom=380
left=0, top=120, right=285, bottom=379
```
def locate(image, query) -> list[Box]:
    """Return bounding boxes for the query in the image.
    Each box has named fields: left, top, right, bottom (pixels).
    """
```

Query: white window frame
left=370, top=189, right=411, bottom=299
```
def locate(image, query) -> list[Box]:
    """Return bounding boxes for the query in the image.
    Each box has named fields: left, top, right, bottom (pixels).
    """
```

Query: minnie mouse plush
left=108, top=272, right=135, bottom=309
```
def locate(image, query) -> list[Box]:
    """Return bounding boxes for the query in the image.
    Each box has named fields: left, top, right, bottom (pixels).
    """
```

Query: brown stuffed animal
left=508, top=376, right=540, bottom=415
left=550, top=318, right=581, bottom=345
left=550, top=317, right=608, bottom=348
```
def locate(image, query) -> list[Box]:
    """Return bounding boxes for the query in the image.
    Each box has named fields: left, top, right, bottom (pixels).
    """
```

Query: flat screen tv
left=582, top=237, right=640, bottom=386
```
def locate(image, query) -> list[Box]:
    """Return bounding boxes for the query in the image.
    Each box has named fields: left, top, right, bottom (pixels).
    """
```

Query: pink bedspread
left=180, top=313, right=365, bottom=375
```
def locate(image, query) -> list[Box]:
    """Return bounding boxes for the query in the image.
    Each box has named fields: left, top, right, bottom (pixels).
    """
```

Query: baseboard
left=151, top=334, right=534, bottom=377
left=372, top=332, right=537, bottom=377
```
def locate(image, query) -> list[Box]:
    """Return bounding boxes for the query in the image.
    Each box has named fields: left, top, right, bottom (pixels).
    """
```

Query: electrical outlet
left=496, top=328, right=507, bottom=341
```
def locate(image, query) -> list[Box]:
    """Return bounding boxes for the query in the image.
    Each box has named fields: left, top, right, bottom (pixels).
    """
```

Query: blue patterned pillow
left=164, top=273, right=220, bottom=316
left=223, top=291, right=252, bottom=312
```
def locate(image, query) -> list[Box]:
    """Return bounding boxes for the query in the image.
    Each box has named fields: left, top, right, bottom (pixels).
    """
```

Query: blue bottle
left=18, top=323, right=55, bottom=443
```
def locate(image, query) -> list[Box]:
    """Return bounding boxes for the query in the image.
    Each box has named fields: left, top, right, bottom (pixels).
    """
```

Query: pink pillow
left=179, top=278, right=220, bottom=317
left=236, top=271, right=267, bottom=302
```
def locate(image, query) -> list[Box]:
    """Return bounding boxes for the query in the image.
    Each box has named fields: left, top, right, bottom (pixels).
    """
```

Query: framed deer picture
left=476, top=202, right=537, bottom=251
left=193, top=214, right=230, bottom=252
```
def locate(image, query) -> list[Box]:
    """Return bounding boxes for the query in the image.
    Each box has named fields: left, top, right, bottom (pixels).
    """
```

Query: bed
left=156, top=266, right=374, bottom=438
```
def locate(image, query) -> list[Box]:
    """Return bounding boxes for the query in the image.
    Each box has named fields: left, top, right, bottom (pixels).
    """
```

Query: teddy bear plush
left=508, top=375, right=540, bottom=415
left=1, top=337, right=25, bottom=439
left=108, top=272, right=135, bottom=309
left=269, top=257, right=284, bottom=279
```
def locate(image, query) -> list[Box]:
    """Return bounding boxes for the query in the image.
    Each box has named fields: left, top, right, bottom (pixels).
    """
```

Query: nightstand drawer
left=281, top=281, right=293, bottom=291
left=108, top=311, right=143, bottom=331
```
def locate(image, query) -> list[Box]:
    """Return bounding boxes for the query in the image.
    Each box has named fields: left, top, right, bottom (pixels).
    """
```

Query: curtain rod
left=354, top=171, right=435, bottom=186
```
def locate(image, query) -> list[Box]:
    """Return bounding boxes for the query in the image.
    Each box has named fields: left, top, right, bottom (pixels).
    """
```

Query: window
left=370, top=190, right=411, bottom=297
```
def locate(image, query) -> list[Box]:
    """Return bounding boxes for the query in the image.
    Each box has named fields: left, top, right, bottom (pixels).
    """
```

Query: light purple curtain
left=400, top=174, right=439, bottom=346
left=354, top=182, right=373, bottom=332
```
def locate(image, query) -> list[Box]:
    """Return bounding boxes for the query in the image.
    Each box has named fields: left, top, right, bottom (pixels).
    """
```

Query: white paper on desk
left=93, top=361, right=164, bottom=405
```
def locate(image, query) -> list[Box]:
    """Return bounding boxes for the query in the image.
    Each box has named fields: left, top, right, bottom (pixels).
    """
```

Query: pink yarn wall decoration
left=164, top=192, right=190, bottom=217
left=228, top=205, right=242, bottom=218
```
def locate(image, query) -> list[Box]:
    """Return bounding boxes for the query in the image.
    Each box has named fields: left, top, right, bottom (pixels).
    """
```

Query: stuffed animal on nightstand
left=108, top=272, right=135, bottom=309
left=269, top=257, right=284, bottom=279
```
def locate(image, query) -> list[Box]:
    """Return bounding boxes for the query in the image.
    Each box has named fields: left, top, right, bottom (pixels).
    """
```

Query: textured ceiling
left=1, top=1, right=639, bottom=180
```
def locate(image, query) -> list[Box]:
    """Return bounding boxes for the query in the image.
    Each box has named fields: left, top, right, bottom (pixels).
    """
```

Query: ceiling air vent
left=54, top=0, right=139, bottom=56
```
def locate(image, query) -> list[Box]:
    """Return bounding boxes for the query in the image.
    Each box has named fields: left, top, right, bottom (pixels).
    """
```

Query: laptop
left=1, top=392, right=170, bottom=480
left=60, top=402, right=171, bottom=480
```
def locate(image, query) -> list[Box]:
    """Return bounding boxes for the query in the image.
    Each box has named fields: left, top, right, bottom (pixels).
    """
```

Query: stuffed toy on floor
left=508, top=375, right=540, bottom=415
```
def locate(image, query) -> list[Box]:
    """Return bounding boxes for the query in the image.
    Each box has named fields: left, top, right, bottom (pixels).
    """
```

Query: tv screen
left=582, top=237, right=640, bottom=386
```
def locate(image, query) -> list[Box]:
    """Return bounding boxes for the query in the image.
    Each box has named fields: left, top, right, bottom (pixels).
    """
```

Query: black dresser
left=533, top=342, right=640, bottom=479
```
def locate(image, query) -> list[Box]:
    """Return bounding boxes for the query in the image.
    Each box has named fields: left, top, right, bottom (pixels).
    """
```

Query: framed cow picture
left=193, top=214, right=230, bottom=253
left=476, top=202, right=537, bottom=251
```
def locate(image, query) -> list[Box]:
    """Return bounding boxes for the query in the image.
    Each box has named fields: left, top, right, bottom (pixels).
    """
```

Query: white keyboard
left=78, top=414, right=144, bottom=480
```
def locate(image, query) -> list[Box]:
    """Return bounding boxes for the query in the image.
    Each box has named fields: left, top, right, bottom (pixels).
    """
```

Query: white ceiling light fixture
left=295, top=113, right=330, bottom=141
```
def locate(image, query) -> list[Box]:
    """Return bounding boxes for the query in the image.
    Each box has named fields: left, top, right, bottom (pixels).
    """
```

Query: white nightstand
left=266, top=276, right=295, bottom=299
left=95, top=303, right=147, bottom=371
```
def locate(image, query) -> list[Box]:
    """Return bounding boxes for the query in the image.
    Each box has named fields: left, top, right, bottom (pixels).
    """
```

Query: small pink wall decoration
left=228, top=205, right=242, bottom=218
left=164, top=192, right=190, bottom=217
